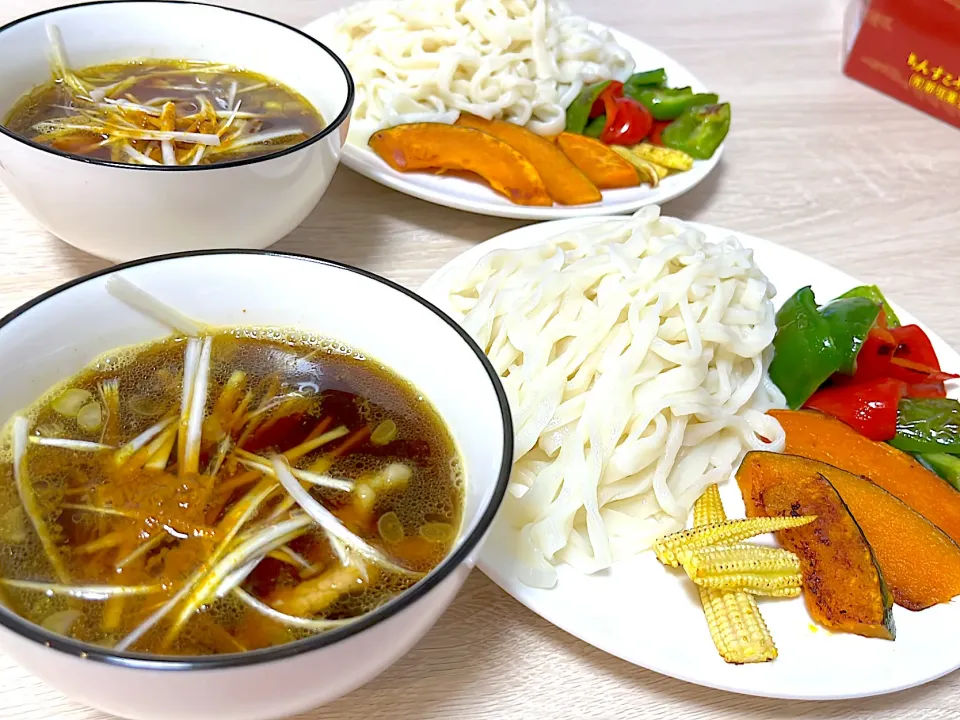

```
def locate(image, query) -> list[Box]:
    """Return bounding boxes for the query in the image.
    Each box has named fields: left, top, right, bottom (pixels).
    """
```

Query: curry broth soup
left=3, top=59, right=326, bottom=166
left=0, top=329, right=463, bottom=656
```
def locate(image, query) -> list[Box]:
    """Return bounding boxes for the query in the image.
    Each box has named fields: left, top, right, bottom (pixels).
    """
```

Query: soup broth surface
left=3, top=59, right=324, bottom=165
left=0, top=330, right=462, bottom=655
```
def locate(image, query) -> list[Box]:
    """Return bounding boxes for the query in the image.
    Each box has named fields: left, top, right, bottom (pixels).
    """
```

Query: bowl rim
left=0, top=248, right=514, bottom=670
left=0, top=0, right=355, bottom=172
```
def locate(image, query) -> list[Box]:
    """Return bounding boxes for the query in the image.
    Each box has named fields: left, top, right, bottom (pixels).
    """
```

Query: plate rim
left=417, top=214, right=960, bottom=701
left=301, top=16, right=724, bottom=220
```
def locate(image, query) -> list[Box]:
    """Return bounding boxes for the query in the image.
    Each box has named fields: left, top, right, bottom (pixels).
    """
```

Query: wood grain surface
left=1, top=0, right=959, bottom=718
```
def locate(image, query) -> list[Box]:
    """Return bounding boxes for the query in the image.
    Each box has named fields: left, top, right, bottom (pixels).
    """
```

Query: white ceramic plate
left=418, top=216, right=960, bottom=700
left=302, top=15, right=723, bottom=220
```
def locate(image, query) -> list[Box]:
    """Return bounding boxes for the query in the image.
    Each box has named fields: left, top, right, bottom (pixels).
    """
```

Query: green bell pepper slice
left=584, top=115, right=606, bottom=138
left=916, top=452, right=960, bottom=491
left=819, top=296, right=881, bottom=375
left=565, top=80, right=613, bottom=134
left=623, top=68, right=667, bottom=97
left=890, top=398, right=960, bottom=454
left=629, top=86, right=720, bottom=121
left=660, top=103, right=730, bottom=159
left=769, top=287, right=842, bottom=409
left=839, top=284, right=901, bottom=327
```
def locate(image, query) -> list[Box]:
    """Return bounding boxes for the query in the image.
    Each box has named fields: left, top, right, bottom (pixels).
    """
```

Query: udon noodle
left=332, top=0, right=635, bottom=144
left=444, top=207, right=786, bottom=588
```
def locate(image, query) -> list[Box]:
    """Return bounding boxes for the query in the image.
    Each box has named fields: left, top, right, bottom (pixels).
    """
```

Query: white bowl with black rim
left=0, top=251, right=513, bottom=720
left=0, top=1, right=354, bottom=262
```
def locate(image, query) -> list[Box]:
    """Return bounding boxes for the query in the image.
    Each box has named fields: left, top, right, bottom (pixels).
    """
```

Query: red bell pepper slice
left=904, top=382, right=948, bottom=399
left=850, top=327, right=896, bottom=381
left=590, top=81, right=623, bottom=118
left=890, top=324, right=941, bottom=369
left=846, top=322, right=953, bottom=388
left=600, top=97, right=654, bottom=145
left=804, top=378, right=907, bottom=441
left=649, top=120, right=671, bottom=146
left=599, top=86, right=621, bottom=138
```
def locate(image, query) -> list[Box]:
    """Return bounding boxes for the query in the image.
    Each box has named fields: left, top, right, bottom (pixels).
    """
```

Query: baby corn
left=693, top=482, right=726, bottom=527
left=629, top=142, right=694, bottom=171
left=655, top=514, right=816, bottom=567
left=689, top=485, right=779, bottom=664
left=683, top=544, right=803, bottom=598
left=700, top=586, right=779, bottom=663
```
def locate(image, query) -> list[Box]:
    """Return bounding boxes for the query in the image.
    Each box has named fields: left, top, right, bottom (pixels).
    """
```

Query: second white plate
left=302, top=15, right=723, bottom=220
left=418, top=216, right=960, bottom=701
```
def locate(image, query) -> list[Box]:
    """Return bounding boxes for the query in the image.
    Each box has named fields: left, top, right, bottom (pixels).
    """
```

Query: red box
left=843, top=0, right=960, bottom=129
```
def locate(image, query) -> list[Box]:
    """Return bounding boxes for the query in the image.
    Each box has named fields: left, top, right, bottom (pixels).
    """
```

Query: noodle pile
left=331, top=0, right=635, bottom=144
left=445, top=207, right=787, bottom=588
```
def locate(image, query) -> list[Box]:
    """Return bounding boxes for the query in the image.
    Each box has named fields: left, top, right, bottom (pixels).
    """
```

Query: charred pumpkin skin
left=368, top=123, right=553, bottom=206
left=762, top=453, right=960, bottom=611
left=770, top=409, right=960, bottom=546
left=455, top=114, right=602, bottom=206
left=736, top=452, right=895, bottom=640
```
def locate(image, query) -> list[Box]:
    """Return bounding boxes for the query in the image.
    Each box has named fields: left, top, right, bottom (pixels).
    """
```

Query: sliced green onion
left=51, top=388, right=93, bottom=417
left=370, top=419, right=398, bottom=446
left=271, top=456, right=422, bottom=578
left=76, top=401, right=103, bottom=432
left=377, top=512, right=404, bottom=544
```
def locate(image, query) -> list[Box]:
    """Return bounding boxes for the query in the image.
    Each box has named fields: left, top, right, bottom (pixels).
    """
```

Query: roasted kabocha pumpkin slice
left=556, top=132, right=640, bottom=189
left=454, top=114, right=602, bottom=205
left=757, top=453, right=960, bottom=610
left=368, top=123, right=552, bottom=206
left=736, top=451, right=895, bottom=639
left=771, top=409, right=960, bottom=545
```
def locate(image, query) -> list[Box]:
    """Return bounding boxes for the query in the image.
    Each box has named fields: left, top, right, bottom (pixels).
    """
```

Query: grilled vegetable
left=767, top=453, right=960, bottom=610
left=556, top=132, right=640, bottom=189
left=623, top=68, right=667, bottom=96
left=692, top=483, right=725, bottom=527
left=629, top=142, right=693, bottom=171
left=819, top=295, right=882, bottom=376
left=584, top=115, right=605, bottom=138
left=660, top=103, right=730, bottom=159
left=368, top=123, right=552, bottom=206
left=654, top=515, right=815, bottom=568
left=769, top=287, right=843, bottom=409
left=891, top=398, right=960, bottom=454
left=700, top=589, right=779, bottom=664
left=681, top=544, right=803, bottom=598
left=736, top=451, right=895, bottom=639
left=772, top=409, right=960, bottom=544
left=610, top=146, right=661, bottom=186
left=917, top=452, right=960, bottom=490
left=455, top=114, right=601, bottom=206
left=839, top=284, right=901, bottom=327
left=804, top=378, right=906, bottom=442
left=599, top=96, right=654, bottom=145
left=690, top=485, right=778, bottom=664
left=629, top=86, right=720, bottom=121
left=565, top=80, right=614, bottom=134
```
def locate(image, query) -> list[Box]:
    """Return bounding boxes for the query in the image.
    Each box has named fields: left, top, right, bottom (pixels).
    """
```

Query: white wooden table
left=1, top=0, right=959, bottom=718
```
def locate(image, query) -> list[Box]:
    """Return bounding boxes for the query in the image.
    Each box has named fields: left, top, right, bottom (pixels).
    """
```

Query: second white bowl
left=0, top=1, right=354, bottom=262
